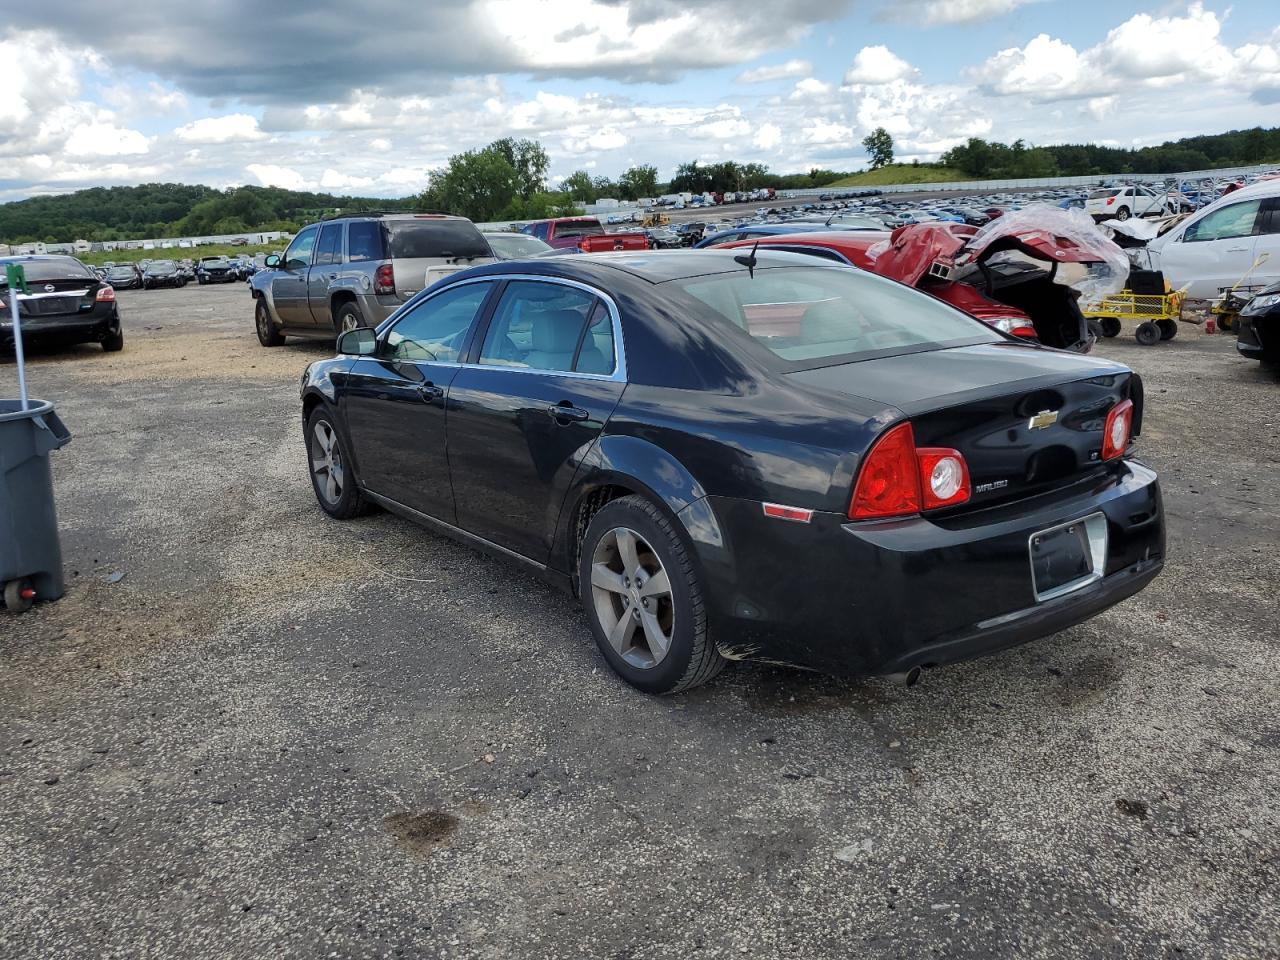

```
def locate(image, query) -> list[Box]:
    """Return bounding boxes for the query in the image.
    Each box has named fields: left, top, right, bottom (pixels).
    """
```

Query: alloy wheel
left=340, top=311, right=361, bottom=333
left=589, top=526, right=675, bottom=670
left=311, top=420, right=345, bottom=504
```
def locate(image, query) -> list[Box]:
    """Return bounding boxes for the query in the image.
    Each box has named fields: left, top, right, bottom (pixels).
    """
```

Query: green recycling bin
left=0, top=399, right=71, bottom=612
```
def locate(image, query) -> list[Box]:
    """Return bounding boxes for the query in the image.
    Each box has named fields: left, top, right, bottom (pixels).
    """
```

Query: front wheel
left=1157, top=318, right=1178, bottom=341
left=1135, top=321, right=1160, bottom=345
left=256, top=299, right=284, bottom=347
left=578, top=495, right=725, bottom=694
left=1099, top=317, right=1122, bottom=338
left=306, top=408, right=368, bottom=519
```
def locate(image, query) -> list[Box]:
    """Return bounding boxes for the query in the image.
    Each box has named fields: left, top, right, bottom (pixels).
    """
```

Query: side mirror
left=264, top=254, right=280, bottom=268
left=337, top=327, right=377, bottom=356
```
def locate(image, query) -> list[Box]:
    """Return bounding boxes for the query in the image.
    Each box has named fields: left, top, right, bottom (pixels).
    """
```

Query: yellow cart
left=1085, top=288, right=1186, bottom=345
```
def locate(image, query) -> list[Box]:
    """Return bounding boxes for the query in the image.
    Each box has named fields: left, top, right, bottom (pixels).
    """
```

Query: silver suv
left=250, top=213, right=494, bottom=346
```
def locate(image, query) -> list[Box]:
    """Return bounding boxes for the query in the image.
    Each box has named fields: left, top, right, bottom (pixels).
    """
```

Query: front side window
left=1182, top=200, right=1262, bottom=243
left=478, top=280, right=609, bottom=374
left=669, top=265, right=997, bottom=365
left=383, top=282, right=492, bottom=363
left=284, top=225, right=319, bottom=269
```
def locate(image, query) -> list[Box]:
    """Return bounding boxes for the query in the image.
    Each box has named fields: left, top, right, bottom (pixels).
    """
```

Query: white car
left=1086, top=186, right=1171, bottom=222
left=1140, top=179, right=1280, bottom=300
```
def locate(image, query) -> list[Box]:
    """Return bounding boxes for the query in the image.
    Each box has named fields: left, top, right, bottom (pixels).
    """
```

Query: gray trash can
left=0, top=399, right=71, bottom=612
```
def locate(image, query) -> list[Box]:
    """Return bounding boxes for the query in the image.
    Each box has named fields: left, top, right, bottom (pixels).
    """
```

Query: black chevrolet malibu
left=1, top=255, right=124, bottom=352
left=300, top=251, right=1164, bottom=693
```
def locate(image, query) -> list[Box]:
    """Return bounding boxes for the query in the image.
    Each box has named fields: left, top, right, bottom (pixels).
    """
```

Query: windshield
left=387, top=220, right=490, bottom=259
left=553, top=220, right=606, bottom=239
left=486, top=233, right=551, bottom=259
left=1, top=258, right=96, bottom=283
left=107, top=266, right=136, bottom=277
left=668, top=265, right=998, bottom=365
left=201, top=258, right=228, bottom=265
left=149, top=260, right=176, bottom=272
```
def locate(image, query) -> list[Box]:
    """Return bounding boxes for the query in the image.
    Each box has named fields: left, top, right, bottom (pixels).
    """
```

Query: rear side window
left=669, top=266, right=997, bottom=365
left=314, top=223, right=343, bottom=266
left=478, top=280, right=612, bottom=375
left=387, top=220, right=490, bottom=259
left=347, top=221, right=384, bottom=262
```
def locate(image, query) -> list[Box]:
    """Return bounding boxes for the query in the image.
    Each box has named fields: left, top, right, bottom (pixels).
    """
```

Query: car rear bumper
left=695, top=460, right=1164, bottom=676
left=1, top=308, right=118, bottom=347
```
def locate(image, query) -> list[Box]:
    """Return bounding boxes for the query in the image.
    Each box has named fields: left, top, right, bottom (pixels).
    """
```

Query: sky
left=1, top=0, right=1278, bottom=202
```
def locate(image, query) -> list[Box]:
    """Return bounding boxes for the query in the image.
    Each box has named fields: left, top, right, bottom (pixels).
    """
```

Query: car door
left=1251, top=197, right=1280, bottom=290
left=307, top=222, right=344, bottom=331
left=340, top=279, right=497, bottom=523
left=1158, top=198, right=1264, bottom=299
left=446, top=278, right=626, bottom=564
left=272, top=224, right=319, bottom=327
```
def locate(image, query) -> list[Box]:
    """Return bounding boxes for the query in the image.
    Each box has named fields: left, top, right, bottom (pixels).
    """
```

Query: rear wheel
left=579, top=495, right=725, bottom=694
left=1135, top=321, right=1160, bottom=345
left=101, top=327, right=124, bottom=352
left=335, top=301, right=365, bottom=336
left=1157, top=318, right=1178, bottom=341
left=306, top=408, right=368, bottom=519
left=1116, top=206, right=1131, bottom=221
left=1099, top=317, right=1122, bottom=338
left=256, top=299, right=284, bottom=347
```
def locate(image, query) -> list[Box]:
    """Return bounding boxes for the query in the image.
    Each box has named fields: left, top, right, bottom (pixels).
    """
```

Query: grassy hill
left=828, top=164, right=969, bottom=187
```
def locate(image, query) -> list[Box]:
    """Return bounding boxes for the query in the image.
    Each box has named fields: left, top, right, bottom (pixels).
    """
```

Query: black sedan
left=1236, top=281, right=1279, bottom=365
left=299, top=251, right=1164, bottom=693
left=1, top=255, right=123, bottom=351
left=142, top=259, right=187, bottom=289
left=196, top=257, right=237, bottom=284
left=103, top=264, right=143, bottom=290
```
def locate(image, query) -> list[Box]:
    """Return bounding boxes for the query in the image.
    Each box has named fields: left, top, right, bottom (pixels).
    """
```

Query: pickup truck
left=520, top=217, right=650, bottom=253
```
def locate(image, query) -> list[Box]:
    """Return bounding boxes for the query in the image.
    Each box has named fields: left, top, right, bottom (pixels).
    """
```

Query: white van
left=1141, top=180, right=1280, bottom=299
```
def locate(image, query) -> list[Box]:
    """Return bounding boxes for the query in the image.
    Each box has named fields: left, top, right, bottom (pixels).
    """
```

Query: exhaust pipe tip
left=884, top=666, right=922, bottom=687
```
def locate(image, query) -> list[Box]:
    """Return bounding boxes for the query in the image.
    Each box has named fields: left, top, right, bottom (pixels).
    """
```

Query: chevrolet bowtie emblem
left=1028, top=410, right=1059, bottom=430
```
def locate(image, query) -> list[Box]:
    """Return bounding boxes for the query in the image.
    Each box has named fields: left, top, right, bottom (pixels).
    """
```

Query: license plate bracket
left=1029, top=513, right=1107, bottom=602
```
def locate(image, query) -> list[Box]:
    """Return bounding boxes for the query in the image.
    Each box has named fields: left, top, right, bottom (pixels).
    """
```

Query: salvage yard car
left=1236, top=279, right=1280, bottom=365
left=196, top=256, right=238, bottom=284
left=104, top=263, right=143, bottom=290
left=0, top=254, right=123, bottom=352
left=142, top=259, right=187, bottom=289
left=520, top=216, right=650, bottom=253
left=484, top=231, right=553, bottom=260
left=299, top=250, right=1164, bottom=694
left=251, top=213, right=495, bottom=346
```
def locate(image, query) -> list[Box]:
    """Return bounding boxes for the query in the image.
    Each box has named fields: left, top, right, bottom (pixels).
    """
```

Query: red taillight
left=374, top=264, right=395, bottom=295
left=849, top=423, right=922, bottom=519
left=1101, top=399, right=1133, bottom=461
left=96, top=286, right=116, bottom=302
left=917, top=448, right=971, bottom=510
left=1105, top=197, right=1115, bottom=206
left=850, top=423, right=972, bottom=519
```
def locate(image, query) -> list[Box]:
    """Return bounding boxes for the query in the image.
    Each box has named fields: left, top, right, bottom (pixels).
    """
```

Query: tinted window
left=314, top=223, right=343, bottom=266
left=347, top=221, right=383, bottom=262
left=670, top=266, right=997, bottom=365
left=478, top=280, right=605, bottom=374
left=551, top=220, right=605, bottom=239
left=284, top=225, right=319, bottom=269
left=524, top=222, right=550, bottom=241
left=386, top=220, right=489, bottom=259
left=3, top=258, right=96, bottom=282
left=701, top=232, right=742, bottom=247
left=384, top=282, right=491, bottom=363
left=1183, top=200, right=1262, bottom=243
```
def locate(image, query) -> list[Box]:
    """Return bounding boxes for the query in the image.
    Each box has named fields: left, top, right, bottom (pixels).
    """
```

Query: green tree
left=418, top=144, right=520, bottom=221
left=491, top=137, right=551, bottom=198
left=561, top=170, right=597, bottom=203
left=618, top=164, right=659, bottom=200
left=861, top=127, right=894, bottom=169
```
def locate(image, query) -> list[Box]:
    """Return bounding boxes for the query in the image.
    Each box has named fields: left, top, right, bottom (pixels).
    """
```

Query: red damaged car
left=717, top=207, right=1131, bottom=353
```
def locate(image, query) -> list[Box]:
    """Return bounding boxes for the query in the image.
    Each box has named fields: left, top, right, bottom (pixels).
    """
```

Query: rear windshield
left=486, top=233, right=550, bottom=258
left=667, top=265, right=998, bottom=365
left=1089, top=189, right=1121, bottom=199
left=387, top=220, right=490, bottom=259
left=552, top=220, right=605, bottom=239
left=1, top=258, right=95, bottom=283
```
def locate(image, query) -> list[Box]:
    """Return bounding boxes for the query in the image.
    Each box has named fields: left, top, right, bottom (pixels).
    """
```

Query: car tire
left=3, top=578, right=34, bottom=613
left=1157, top=318, right=1178, bottom=341
left=101, top=327, right=124, bottom=352
left=305, top=407, right=368, bottom=520
left=198, top=277, right=206, bottom=285
left=1135, top=321, right=1160, bottom=345
left=1116, top=206, right=1131, bottom=221
left=1099, top=317, right=1123, bottom=338
left=578, top=495, right=726, bottom=695
left=335, top=301, right=365, bottom=336
left=256, top=299, right=285, bottom=347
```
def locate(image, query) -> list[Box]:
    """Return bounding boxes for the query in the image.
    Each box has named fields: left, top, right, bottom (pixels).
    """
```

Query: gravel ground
left=1, top=283, right=1277, bottom=960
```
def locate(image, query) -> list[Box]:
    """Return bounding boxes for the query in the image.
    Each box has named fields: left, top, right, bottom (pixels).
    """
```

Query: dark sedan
left=196, top=257, right=237, bottom=284
left=142, top=259, right=187, bottom=289
left=300, top=251, right=1164, bottom=693
left=1236, top=281, right=1279, bottom=365
left=104, top=264, right=143, bottom=290
left=1, top=255, right=123, bottom=351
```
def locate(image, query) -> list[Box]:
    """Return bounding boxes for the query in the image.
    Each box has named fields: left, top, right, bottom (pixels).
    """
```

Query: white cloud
left=245, top=163, right=307, bottom=190
left=736, top=59, right=812, bottom=84
left=64, top=121, right=149, bottom=157
left=843, top=46, right=917, bottom=85
left=753, top=123, right=782, bottom=150
left=790, top=77, right=835, bottom=100
left=884, top=0, right=1035, bottom=26
left=174, top=114, right=267, bottom=143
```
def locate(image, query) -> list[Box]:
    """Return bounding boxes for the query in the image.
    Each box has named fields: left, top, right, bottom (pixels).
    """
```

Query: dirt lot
left=2, top=283, right=1278, bottom=960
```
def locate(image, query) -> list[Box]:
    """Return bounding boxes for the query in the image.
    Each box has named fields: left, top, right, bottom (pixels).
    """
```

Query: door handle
left=417, top=382, right=445, bottom=402
left=548, top=401, right=590, bottom=423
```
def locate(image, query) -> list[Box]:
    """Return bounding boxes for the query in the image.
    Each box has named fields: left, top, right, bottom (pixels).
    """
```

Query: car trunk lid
left=789, top=342, right=1141, bottom=509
